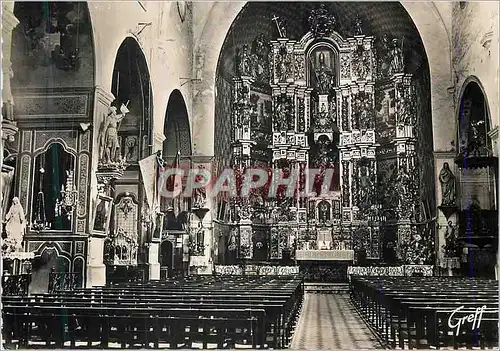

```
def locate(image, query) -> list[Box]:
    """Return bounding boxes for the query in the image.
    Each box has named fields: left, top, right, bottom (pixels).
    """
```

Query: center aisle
left=290, top=293, right=383, bottom=349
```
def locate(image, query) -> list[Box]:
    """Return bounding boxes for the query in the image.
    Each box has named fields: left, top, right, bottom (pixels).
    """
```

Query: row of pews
left=350, top=276, right=499, bottom=349
left=2, top=275, right=304, bottom=349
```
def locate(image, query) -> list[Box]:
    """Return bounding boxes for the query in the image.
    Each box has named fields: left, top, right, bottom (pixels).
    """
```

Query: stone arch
left=163, top=90, right=192, bottom=157
left=456, top=76, right=493, bottom=136
left=110, top=36, right=153, bottom=163
left=192, top=1, right=453, bottom=156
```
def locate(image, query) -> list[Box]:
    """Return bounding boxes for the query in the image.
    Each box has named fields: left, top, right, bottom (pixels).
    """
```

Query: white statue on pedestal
left=5, top=197, right=26, bottom=251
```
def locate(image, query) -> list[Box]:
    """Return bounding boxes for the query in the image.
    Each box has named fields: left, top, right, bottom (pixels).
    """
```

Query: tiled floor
left=290, top=293, right=383, bottom=350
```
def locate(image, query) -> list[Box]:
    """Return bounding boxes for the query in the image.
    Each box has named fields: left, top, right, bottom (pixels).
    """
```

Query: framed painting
left=91, top=194, right=113, bottom=236
left=152, top=212, right=164, bottom=242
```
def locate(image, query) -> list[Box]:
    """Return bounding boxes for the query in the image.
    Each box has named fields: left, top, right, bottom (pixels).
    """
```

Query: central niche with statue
left=218, top=4, right=432, bottom=277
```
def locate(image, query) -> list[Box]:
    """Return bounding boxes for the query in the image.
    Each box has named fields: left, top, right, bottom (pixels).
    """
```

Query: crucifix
left=272, top=15, right=284, bottom=38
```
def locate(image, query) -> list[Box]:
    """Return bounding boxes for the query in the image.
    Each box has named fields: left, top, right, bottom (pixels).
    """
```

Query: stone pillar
left=2, top=4, right=19, bottom=122
left=86, top=237, right=106, bottom=287
left=148, top=243, right=160, bottom=280
left=85, top=87, right=115, bottom=287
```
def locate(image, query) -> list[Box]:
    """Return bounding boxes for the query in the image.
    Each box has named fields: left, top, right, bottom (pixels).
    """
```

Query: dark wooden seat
left=350, top=276, right=499, bottom=350
left=2, top=275, right=304, bottom=349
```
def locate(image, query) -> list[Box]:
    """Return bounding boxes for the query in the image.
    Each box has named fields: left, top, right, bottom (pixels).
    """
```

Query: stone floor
left=290, top=293, right=383, bottom=350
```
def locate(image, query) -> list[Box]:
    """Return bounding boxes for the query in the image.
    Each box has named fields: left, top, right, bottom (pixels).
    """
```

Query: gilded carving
left=15, top=95, right=88, bottom=117
left=19, top=155, right=31, bottom=212
left=75, top=241, right=85, bottom=255
left=34, top=131, right=78, bottom=153
left=77, top=219, right=85, bottom=233
left=77, top=155, right=89, bottom=217
left=79, top=130, right=90, bottom=152
left=22, top=131, right=32, bottom=152
left=294, top=54, right=305, bottom=81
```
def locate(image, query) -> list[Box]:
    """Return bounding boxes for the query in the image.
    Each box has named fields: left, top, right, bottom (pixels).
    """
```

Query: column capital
left=94, top=86, right=116, bottom=107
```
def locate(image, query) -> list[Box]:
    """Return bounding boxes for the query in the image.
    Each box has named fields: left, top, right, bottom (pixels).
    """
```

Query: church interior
left=1, top=1, right=499, bottom=349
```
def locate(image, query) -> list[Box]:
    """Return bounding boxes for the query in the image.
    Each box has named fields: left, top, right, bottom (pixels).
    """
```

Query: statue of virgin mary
left=5, top=197, right=26, bottom=251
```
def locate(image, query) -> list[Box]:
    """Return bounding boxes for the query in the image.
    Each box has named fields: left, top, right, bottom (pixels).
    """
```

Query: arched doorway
left=212, top=2, right=435, bottom=278
left=455, top=78, right=498, bottom=278
left=160, top=90, right=192, bottom=278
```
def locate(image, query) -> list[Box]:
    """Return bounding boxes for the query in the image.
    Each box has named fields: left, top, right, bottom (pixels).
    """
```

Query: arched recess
left=456, top=78, right=496, bottom=211
left=163, top=90, right=192, bottom=157
left=11, top=2, right=95, bottom=89
left=110, top=37, right=153, bottom=163
left=30, top=243, right=71, bottom=293
left=210, top=1, right=438, bottom=266
left=192, top=1, right=453, bottom=156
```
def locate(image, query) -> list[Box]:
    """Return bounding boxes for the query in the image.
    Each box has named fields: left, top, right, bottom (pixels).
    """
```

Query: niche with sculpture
left=308, top=47, right=337, bottom=95
left=32, top=143, right=77, bottom=231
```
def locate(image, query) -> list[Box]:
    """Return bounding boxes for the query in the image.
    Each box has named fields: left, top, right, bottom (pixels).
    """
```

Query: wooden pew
left=2, top=275, right=304, bottom=349
left=350, top=276, right=499, bottom=350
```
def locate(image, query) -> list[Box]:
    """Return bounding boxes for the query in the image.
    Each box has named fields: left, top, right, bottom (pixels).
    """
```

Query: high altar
left=215, top=6, right=432, bottom=280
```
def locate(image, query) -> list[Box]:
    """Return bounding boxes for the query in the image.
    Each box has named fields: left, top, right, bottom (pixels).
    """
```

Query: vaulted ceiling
left=218, top=2, right=428, bottom=79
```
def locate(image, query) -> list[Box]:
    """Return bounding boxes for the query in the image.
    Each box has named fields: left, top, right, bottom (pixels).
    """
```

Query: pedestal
left=148, top=243, right=160, bottom=280
left=86, top=237, right=106, bottom=287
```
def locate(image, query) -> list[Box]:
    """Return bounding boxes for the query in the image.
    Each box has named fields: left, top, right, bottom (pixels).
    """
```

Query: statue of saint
left=358, top=166, right=373, bottom=209
left=5, top=197, right=26, bottom=251
left=314, top=52, right=335, bottom=94
left=318, top=201, right=331, bottom=222
left=439, top=162, right=456, bottom=206
left=389, top=38, right=404, bottom=75
left=98, top=105, right=128, bottom=165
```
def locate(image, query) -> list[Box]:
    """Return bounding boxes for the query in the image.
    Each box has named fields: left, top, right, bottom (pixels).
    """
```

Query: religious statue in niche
left=192, top=166, right=208, bottom=209
left=358, top=164, right=374, bottom=211
left=318, top=201, right=331, bottom=223
left=395, top=167, right=413, bottom=219
left=388, top=38, right=405, bottom=76
left=352, top=44, right=370, bottom=80
left=236, top=44, right=253, bottom=77
left=466, top=119, right=487, bottom=156
left=98, top=104, right=130, bottom=166
left=251, top=34, right=270, bottom=83
left=310, top=50, right=335, bottom=94
left=3, top=197, right=26, bottom=252
left=311, top=135, right=338, bottom=166
left=276, top=46, right=291, bottom=83
left=439, top=162, right=456, bottom=207
left=273, top=96, right=294, bottom=131
left=354, top=92, right=374, bottom=130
